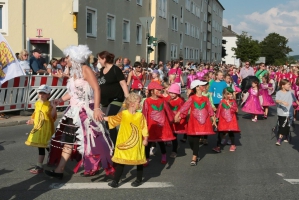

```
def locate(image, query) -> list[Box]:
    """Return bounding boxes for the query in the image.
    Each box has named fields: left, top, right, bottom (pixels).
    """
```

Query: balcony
left=208, top=24, right=211, bottom=32
left=208, top=5, right=212, bottom=14
left=207, top=42, right=211, bottom=49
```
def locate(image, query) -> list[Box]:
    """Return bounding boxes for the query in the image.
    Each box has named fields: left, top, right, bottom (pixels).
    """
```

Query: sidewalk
left=0, top=112, right=64, bottom=127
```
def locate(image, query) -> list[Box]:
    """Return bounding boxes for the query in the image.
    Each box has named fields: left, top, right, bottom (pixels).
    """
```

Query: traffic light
left=148, top=45, right=154, bottom=54
left=148, top=36, right=158, bottom=46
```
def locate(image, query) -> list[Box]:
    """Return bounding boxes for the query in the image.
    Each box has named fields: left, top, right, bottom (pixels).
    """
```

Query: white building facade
left=222, top=25, right=240, bottom=67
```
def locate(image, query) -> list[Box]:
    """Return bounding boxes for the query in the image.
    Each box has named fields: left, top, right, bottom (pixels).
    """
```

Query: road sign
left=139, top=17, right=154, bottom=29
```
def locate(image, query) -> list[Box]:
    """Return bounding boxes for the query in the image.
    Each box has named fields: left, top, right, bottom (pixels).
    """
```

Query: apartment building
left=150, top=0, right=224, bottom=63
left=1, top=0, right=224, bottom=64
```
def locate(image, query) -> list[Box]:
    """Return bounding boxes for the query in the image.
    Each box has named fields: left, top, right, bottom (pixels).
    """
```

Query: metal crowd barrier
left=0, top=75, right=69, bottom=113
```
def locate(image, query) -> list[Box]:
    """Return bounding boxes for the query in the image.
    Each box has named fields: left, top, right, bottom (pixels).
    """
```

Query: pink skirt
left=242, top=95, right=264, bottom=114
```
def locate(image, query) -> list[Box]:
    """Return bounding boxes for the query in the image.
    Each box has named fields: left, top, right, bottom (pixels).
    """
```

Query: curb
left=0, top=113, right=64, bottom=127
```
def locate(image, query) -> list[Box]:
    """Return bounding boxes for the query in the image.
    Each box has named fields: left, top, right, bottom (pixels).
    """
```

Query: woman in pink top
left=168, top=60, right=184, bottom=87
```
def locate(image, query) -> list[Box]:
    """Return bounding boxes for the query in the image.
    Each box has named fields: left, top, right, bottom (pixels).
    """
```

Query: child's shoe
left=161, top=154, right=167, bottom=164
left=227, top=139, right=232, bottom=145
left=276, top=138, right=282, bottom=146
left=283, top=136, right=289, bottom=143
left=131, top=180, right=142, bottom=187
left=170, top=152, right=177, bottom=158
left=229, top=145, right=236, bottom=151
left=252, top=118, right=257, bottom=122
left=149, top=147, right=155, bottom=156
left=108, top=180, right=119, bottom=188
left=30, top=166, right=43, bottom=174
left=212, top=147, right=221, bottom=153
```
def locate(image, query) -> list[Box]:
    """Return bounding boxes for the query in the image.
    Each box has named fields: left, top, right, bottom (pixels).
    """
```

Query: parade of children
left=12, top=54, right=299, bottom=191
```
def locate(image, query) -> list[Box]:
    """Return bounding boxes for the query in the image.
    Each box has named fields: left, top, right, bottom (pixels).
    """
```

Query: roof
left=222, top=26, right=238, bottom=37
left=216, top=0, right=225, bottom=10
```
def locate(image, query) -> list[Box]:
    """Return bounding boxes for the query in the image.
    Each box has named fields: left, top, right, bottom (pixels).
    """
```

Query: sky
left=221, top=0, right=299, bottom=56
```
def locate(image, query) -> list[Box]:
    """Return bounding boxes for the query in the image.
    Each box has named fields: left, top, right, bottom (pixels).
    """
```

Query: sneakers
left=161, top=154, right=167, bottom=164
left=229, top=145, right=236, bottom=152
left=131, top=180, right=142, bottom=187
left=276, top=138, right=282, bottom=146
left=30, top=166, right=43, bottom=174
left=252, top=118, right=257, bottom=122
left=108, top=180, right=119, bottom=188
left=227, top=139, right=232, bottom=145
left=283, top=136, right=289, bottom=143
left=212, top=147, right=221, bottom=153
left=149, top=147, right=156, bottom=156
left=170, top=152, right=177, bottom=158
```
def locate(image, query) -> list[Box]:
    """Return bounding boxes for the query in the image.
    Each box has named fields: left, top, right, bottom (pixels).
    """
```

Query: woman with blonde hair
left=19, top=49, right=31, bottom=74
left=47, top=58, right=62, bottom=78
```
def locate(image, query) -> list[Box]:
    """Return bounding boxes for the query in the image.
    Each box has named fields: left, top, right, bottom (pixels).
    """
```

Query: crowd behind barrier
left=0, top=75, right=69, bottom=113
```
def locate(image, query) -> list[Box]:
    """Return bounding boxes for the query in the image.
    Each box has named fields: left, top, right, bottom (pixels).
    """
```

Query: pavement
left=0, top=111, right=65, bottom=127
left=1, top=106, right=299, bottom=200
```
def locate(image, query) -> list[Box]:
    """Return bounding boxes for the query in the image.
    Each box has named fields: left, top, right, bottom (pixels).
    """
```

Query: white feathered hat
left=63, top=45, right=92, bottom=64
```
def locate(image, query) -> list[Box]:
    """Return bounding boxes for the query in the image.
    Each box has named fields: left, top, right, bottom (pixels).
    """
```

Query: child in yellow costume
left=104, top=93, right=148, bottom=188
left=25, top=85, right=57, bottom=174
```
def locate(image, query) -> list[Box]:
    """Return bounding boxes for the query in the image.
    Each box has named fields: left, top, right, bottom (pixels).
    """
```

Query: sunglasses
left=136, top=66, right=141, bottom=68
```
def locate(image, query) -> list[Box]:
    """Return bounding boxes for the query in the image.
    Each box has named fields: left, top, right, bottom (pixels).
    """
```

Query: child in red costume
left=142, top=82, right=175, bottom=166
left=213, top=87, right=240, bottom=153
left=175, top=80, right=216, bottom=166
left=168, top=83, right=186, bottom=158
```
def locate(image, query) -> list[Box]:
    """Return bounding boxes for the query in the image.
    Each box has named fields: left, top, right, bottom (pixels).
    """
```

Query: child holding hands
left=104, top=93, right=148, bottom=188
left=25, top=85, right=57, bottom=174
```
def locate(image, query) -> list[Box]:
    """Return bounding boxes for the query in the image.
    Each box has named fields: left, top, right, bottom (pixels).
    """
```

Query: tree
left=259, top=32, right=293, bottom=65
left=232, top=32, right=261, bottom=64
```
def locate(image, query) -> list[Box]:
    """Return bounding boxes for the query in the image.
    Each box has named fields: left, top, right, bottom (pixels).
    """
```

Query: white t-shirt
left=19, top=60, right=30, bottom=72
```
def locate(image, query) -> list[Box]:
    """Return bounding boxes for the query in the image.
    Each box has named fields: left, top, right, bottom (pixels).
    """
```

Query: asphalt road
left=1, top=107, right=299, bottom=200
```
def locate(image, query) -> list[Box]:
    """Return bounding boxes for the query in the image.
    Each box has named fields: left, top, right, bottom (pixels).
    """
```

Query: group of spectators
left=16, top=49, right=69, bottom=77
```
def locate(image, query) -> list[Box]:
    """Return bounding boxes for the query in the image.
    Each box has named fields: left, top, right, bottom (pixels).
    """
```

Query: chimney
left=228, top=25, right=232, bottom=30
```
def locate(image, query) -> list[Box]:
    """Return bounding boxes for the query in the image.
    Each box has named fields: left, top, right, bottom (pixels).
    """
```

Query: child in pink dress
left=260, top=75, right=275, bottom=119
left=242, top=79, right=264, bottom=122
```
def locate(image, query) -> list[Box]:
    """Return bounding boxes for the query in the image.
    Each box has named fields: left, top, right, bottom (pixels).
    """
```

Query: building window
left=185, top=0, right=190, bottom=11
left=107, top=14, right=115, bottom=40
left=136, top=24, right=142, bottom=44
left=137, top=0, right=142, bottom=6
left=171, top=44, right=177, bottom=59
left=180, top=6, right=183, bottom=22
left=196, top=27, right=200, bottom=39
left=0, top=1, right=7, bottom=34
left=180, top=33, right=183, bottom=50
left=185, top=47, right=189, bottom=59
left=159, top=0, right=167, bottom=18
left=171, top=15, right=178, bottom=31
left=123, top=19, right=130, bottom=42
left=185, top=22, right=190, bottom=35
left=86, top=7, right=97, bottom=37
left=173, top=0, right=178, bottom=3
left=190, top=48, right=193, bottom=59
left=191, top=1, right=195, bottom=14
left=196, top=6, right=200, bottom=17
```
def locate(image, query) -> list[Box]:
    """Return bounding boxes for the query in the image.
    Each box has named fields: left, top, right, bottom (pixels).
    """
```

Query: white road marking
left=50, top=182, right=174, bottom=189
left=276, top=173, right=286, bottom=177
left=284, top=179, right=299, bottom=185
